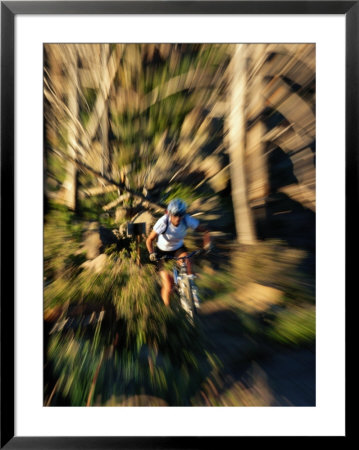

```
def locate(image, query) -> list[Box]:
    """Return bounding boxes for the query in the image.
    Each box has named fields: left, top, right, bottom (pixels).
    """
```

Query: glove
left=149, top=252, right=158, bottom=262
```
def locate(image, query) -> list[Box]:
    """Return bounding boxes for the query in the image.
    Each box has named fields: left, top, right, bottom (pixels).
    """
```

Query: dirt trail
left=197, top=296, right=315, bottom=406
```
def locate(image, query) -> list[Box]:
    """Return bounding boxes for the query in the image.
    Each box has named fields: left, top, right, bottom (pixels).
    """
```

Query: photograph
left=43, top=42, right=316, bottom=407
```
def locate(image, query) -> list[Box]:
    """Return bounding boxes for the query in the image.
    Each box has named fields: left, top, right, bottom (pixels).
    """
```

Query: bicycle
left=156, top=249, right=203, bottom=322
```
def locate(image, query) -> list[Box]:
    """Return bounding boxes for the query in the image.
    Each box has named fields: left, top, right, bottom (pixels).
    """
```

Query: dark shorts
left=155, top=245, right=188, bottom=271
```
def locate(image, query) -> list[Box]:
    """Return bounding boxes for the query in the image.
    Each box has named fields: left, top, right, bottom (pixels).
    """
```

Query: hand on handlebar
left=149, top=252, right=158, bottom=262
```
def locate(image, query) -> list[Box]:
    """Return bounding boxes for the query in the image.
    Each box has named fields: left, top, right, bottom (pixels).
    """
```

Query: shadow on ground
left=198, top=304, right=315, bottom=406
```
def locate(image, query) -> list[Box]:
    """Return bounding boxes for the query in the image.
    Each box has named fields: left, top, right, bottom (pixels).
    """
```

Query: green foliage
left=197, top=44, right=231, bottom=68
left=196, top=268, right=236, bottom=303
left=44, top=205, right=84, bottom=282
left=45, top=249, right=220, bottom=406
left=194, top=241, right=315, bottom=350
left=265, top=305, right=315, bottom=347
left=161, top=182, right=202, bottom=206
left=202, top=241, right=316, bottom=348
left=48, top=328, right=106, bottom=406
left=46, top=152, right=67, bottom=187
left=77, top=192, right=117, bottom=226
left=79, top=88, right=97, bottom=126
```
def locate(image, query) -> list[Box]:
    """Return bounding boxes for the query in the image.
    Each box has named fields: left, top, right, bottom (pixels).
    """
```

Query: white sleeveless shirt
left=153, top=214, right=199, bottom=251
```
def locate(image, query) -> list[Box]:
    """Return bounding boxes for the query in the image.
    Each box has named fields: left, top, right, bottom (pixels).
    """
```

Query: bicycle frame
left=173, top=251, right=197, bottom=276
left=157, top=250, right=202, bottom=321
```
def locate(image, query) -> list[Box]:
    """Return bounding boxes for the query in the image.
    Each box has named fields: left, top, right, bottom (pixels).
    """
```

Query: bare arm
left=146, top=230, right=158, bottom=254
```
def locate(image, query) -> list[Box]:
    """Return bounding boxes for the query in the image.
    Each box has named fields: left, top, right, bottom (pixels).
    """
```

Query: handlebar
left=156, top=249, right=203, bottom=262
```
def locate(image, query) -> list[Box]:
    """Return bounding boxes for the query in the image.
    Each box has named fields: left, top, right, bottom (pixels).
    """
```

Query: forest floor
left=197, top=296, right=315, bottom=406
left=44, top=212, right=315, bottom=407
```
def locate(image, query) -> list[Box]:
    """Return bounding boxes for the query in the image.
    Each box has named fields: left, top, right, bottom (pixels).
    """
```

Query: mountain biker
left=146, top=198, right=211, bottom=307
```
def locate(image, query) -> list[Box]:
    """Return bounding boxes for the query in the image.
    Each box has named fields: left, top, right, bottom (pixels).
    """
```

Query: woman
left=146, top=198, right=210, bottom=307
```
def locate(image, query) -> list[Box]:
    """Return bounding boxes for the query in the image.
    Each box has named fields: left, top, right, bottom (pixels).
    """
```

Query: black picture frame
left=1, top=1, right=352, bottom=447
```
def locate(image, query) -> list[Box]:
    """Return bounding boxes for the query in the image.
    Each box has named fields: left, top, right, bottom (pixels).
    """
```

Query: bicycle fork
left=173, top=268, right=200, bottom=309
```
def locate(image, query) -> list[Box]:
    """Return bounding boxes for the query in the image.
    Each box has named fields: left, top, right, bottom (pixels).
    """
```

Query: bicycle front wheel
left=180, top=277, right=196, bottom=322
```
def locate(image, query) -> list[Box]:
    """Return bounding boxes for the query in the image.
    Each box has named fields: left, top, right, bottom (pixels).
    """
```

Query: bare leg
left=159, top=270, right=174, bottom=307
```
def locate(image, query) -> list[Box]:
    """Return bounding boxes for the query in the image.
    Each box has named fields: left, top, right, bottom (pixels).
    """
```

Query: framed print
left=1, top=1, right=352, bottom=447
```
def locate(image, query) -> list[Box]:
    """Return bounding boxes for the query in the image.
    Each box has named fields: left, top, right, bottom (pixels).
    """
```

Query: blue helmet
left=168, top=198, right=187, bottom=216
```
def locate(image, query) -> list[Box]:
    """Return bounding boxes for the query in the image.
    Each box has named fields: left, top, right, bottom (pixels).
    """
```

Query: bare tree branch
left=50, top=147, right=166, bottom=213
left=82, top=185, right=118, bottom=197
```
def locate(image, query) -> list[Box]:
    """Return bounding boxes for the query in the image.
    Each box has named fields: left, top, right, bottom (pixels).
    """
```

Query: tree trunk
left=227, top=44, right=257, bottom=245
left=101, top=44, right=110, bottom=177
left=62, top=48, right=79, bottom=211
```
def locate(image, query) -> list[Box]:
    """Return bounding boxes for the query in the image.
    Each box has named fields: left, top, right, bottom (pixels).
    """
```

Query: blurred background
left=44, top=43, right=315, bottom=406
